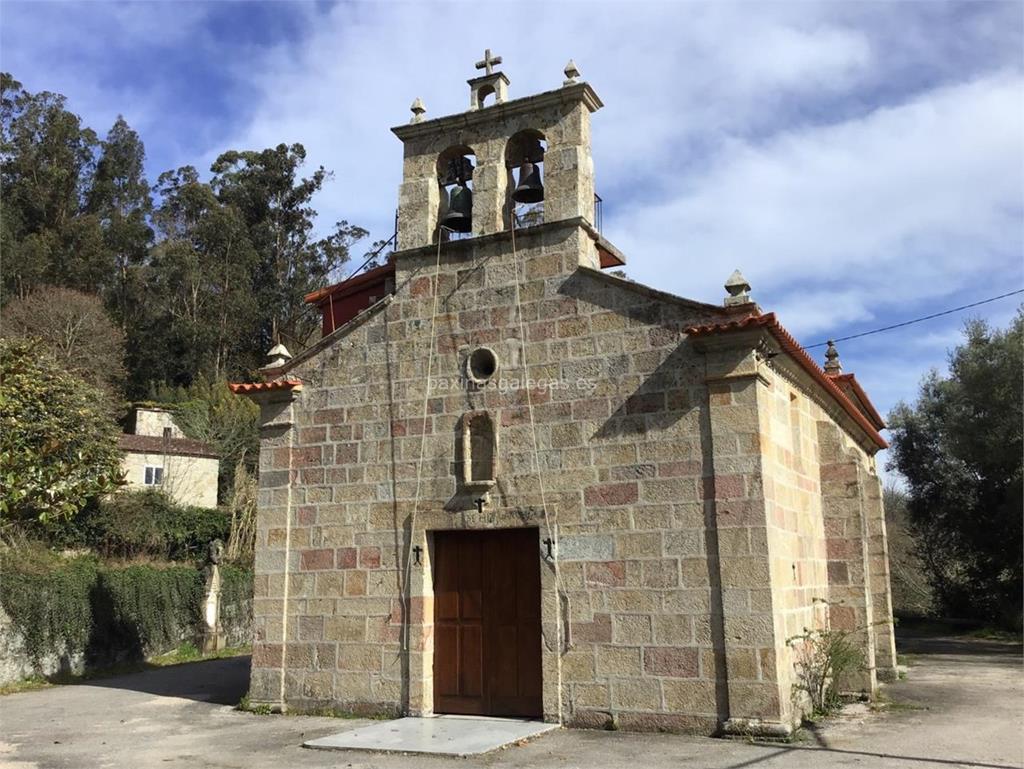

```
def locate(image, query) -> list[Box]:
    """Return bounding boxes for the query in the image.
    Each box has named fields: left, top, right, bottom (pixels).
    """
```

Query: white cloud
left=215, top=4, right=1022, bottom=491
left=4, top=1, right=1021, bottom=486
left=615, top=72, right=1024, bottom=334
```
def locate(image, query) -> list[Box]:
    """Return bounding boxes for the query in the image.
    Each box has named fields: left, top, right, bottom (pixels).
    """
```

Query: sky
left=3, top=0, right=1022, bottom=481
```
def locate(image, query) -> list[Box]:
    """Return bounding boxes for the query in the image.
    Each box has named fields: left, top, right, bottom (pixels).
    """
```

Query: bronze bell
left=512, top=159, right=544, bottom=204
left=440, top=182, right=472, bottom=233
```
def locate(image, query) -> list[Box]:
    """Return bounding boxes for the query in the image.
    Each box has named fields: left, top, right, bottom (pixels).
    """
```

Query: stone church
left=232, top=54, right=896, bottom=736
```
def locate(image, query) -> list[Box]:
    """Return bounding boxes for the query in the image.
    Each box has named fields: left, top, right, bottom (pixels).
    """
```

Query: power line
left=804, top=288, right=1024, bottom=350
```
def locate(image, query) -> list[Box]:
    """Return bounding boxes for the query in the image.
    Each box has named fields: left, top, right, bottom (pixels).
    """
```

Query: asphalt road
left=1, top=625, right=1021, bottom=769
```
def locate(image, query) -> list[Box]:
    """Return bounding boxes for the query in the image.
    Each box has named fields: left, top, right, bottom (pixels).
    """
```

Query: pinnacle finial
left=824, top=340, right=842, bottom=375
left=262, top=343, right=292, bottom=372
left=410, top=97, right=426, bottom=124
left=723, top=269, right=753, bottom=306
left=563, top=59, right=581, bottom=85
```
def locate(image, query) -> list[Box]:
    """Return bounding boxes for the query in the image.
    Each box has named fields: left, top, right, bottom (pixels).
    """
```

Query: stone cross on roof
left=475, top=48, right=502, bottom=75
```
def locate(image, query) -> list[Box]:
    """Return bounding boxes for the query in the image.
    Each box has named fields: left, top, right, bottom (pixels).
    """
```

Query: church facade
left=233, top=55, right=896, bottom=736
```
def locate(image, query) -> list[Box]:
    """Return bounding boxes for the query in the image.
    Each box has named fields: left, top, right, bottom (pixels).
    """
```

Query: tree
left=133, top=166, right=259, bottom=390
left=0, top=73, right=105, bottom=301
left=887, top=310, right=1023, bottom=627
left=883, top=485, right=934, bottom=617
left=0, top=338, right=123, bottom=530
left=86, top=116, right=154, bottom=322
left=210, top=143, right=366, bottom=352
left=148, top=375, right=259, bottom=501
left=1, top=286, right=127, bottom=407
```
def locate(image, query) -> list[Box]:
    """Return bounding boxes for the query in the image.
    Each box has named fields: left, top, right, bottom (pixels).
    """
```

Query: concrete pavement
left=1, top=625, right=1020, bottom=769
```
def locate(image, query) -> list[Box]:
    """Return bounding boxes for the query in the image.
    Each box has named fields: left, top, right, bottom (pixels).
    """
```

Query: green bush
left=0, top=549, right=97, bottom=664
left=0, top=338, right=123, bottom=529
left=92, top=564, right=203, bottom=656
left=0, top=551, right=249, bottom=668
left=65, top=489, right=230, bottom=561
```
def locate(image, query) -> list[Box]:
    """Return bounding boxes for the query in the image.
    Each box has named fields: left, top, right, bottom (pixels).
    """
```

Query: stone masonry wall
left=247, top=219, right=894, bottom=732
left=249, top=220, right=739, bottom=730
left=757, top=375, right=831, bottom=724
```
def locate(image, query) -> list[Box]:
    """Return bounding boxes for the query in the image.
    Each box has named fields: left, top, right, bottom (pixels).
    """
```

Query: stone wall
left=249, top=220, right=735, bottom=729
left=247, top=214, right=894, bottom=733
left=0, top=566, right=252, bottom=686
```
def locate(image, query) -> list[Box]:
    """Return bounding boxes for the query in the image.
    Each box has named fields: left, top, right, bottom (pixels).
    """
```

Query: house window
left=144, top=466, right=164, bottom=486
left=163, top=427, right=173, bottom=438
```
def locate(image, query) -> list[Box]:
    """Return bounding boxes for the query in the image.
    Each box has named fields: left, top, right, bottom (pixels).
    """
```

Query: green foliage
left=0, top=549, right=252, bottom=668
left=147, top=376, right=259, bottom=498
left=0, top=338, right=123, bottom=527
left=888, top=310, right=1023, bottom=627
left=85, top=489, right=229, bottom=561
left=1, top=73, right=106, bottom=301
left=0, top=550, right=97, bottom=664
left=788, top=626, right=865, bottom=718
left=3, top=72, right=369, bottom=399
left=210, top=143, right=367, bottom=352
left=94, top=563, right=203, bottom=654
left=220, top=564, right=254, bottom=609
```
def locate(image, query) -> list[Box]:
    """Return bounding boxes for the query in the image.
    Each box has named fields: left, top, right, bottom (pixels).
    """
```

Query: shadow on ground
left=896, top=633, right=1022, bottom=659
left=65, top=654, right=251, bottom=706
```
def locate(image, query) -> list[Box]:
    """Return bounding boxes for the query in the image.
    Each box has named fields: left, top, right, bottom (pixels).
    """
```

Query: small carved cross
left=542, top=537, right=554, bottom=559
left=474, top=497, right=487, bottom=513
left=475, top=48, right=502, bottom=76
left=412, top=545, right=423, bottom=566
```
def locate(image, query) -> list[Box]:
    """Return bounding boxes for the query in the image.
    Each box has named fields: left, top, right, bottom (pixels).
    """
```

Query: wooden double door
left=432, top=528, right=543, bottom=717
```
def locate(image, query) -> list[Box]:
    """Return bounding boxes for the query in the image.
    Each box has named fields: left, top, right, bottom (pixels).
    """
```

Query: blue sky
left=3, top=0, right=1022, bottom=480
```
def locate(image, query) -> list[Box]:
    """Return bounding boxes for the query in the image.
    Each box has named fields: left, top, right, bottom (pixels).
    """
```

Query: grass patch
left=870, top=691, right=928, bottom=713
left=150, top=642, right=249, bottom=667
left=289, top=705, right=388, bottom=719
left=0, top=675, right=54, bottom=696
left=964, top=627, right=1022, bottom=643
left=0, top=644, right=251, bottom=695
left=237, top=694, right=273, bottom=715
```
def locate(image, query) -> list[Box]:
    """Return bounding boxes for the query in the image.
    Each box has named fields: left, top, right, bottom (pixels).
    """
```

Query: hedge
left=42, top=490, right=231, bottom=561
left=0, top=552, right=249, bottom=668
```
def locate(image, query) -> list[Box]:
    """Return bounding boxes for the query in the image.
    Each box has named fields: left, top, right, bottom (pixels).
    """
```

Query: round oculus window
left=467, top=347, right=498, bottom=384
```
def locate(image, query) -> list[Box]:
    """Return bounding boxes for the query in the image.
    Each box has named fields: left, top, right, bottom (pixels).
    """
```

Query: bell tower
left=391, top=53, right=604, bottom=266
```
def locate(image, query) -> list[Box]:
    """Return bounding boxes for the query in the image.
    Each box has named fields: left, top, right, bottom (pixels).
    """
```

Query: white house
left=118, top=407, right=219, bottom=508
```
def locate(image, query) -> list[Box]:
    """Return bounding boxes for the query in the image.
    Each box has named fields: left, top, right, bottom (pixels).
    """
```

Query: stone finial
left=723, top=269, right=753, bottom=306
left=563, top=59, right=581, bottom=85
left=409, top=97, right=426, bottom=124
left=262, top=343, right=292, bottom=371
left=824, top=340, right=842, bottom=375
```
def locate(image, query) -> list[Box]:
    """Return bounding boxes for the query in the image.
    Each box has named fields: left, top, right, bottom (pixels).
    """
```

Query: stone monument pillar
left=203, top=539, right=227, bottom=653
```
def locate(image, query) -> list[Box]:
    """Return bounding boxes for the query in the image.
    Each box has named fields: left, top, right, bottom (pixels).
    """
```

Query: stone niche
left=462, top=410, right=497, bottom=490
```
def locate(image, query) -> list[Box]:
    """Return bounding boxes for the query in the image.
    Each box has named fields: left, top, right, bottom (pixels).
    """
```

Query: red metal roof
left=598, top=244, right=625, bottom=268
left=685, top=313, right=888, bottom=450
left=228, top=379, right=304, bottom=395
left=304, top=262, right=396, bottom=306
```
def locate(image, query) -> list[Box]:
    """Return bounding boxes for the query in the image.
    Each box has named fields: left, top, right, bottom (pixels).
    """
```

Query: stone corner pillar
left=247, top=389, right=301, bottom=710
left=817, top=421, right=879, bottom=695
left=862, top=469, right=898, bottom=681
left=698, top=338, right=797, bottom=737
